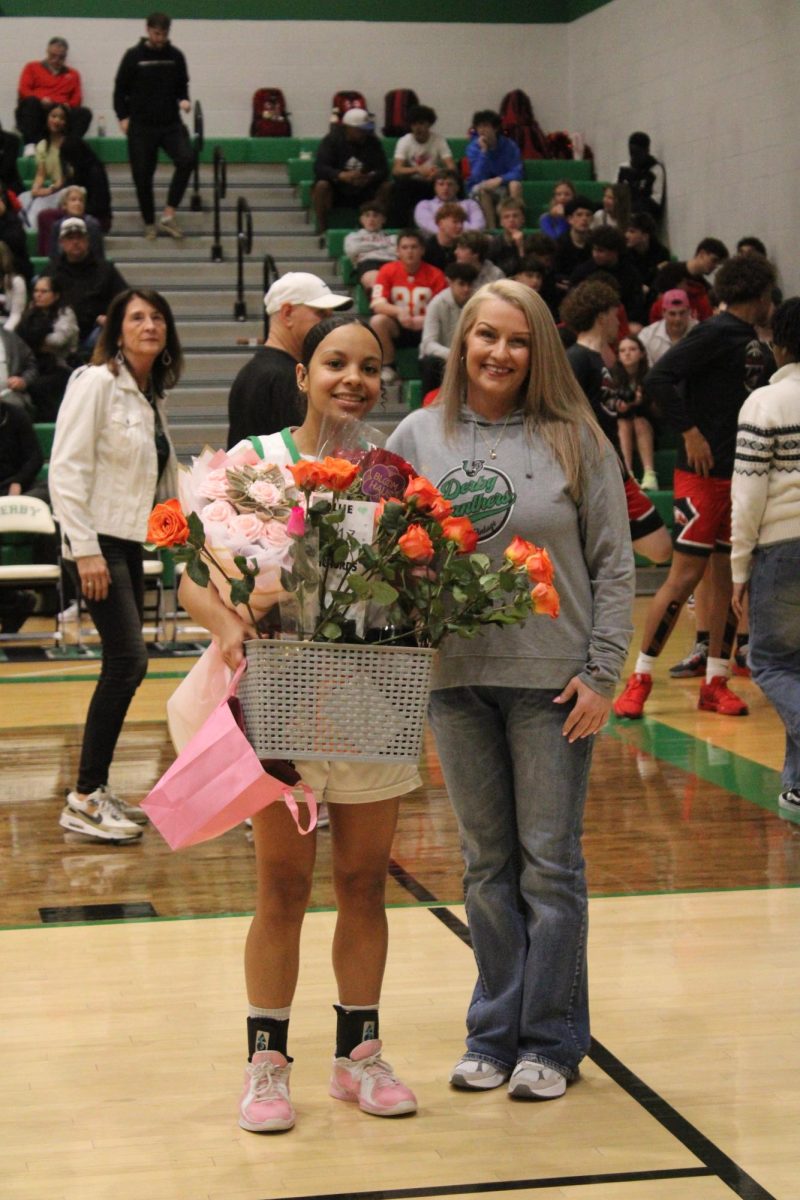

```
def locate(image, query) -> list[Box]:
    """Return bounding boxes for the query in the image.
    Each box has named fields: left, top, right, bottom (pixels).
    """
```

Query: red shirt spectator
left=18, top=56, right=83, bottom=110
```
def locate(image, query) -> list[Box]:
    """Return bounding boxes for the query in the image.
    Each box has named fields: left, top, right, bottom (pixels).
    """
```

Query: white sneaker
left=507, top=1060, right=567, bottom=1099
left=779, top=788, right=800, bottom=814
left=97, top=784, right=149, bottom=826
left=59, top=789, right=143, bottom=842
left=239, top=1051, right=295, bottom=1132
left=58, top=600, right=80, bottom=623
left=23, top=142, right=37, bottom=157
left=449, top=1057, right=509, bottom=1090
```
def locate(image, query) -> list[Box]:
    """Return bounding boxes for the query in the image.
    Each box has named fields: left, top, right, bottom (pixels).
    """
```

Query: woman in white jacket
left=49, top=287, right=181, bottom=841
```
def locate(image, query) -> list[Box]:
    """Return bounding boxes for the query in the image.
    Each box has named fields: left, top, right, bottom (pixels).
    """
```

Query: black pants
left=67, top=535, right=149, bottom=794
left=128, top=119, right=195, bottom=225
left=420, top=355, right=446, bottom=396
left=15, top=97, right=92, bottom=143
left=388, top=177, right=435, bottom=226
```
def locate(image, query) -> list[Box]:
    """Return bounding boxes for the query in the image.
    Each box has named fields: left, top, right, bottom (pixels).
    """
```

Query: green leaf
left=319, top=621, right=342, bottom=640
left=346, top=574, right=370, bottom=598
left=187, top=511, right=206, bottom=549
left=479, top=574, right=501, bottom=593
left=470, top=553, right=491, bottom=572
left=186, top=555, right=209, bottom=588
left=332, top=543, right=350, bottom=564
left=280, top=567, right=296, bottom=593
left=371, top=579, right=399, bottom=605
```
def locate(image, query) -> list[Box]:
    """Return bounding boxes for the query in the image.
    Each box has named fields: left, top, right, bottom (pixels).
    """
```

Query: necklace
left=475, top=410, right=513, bottom=460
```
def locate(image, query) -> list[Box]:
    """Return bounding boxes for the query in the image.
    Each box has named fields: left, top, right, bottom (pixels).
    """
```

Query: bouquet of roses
left=147, top=441, right=560, bottom=649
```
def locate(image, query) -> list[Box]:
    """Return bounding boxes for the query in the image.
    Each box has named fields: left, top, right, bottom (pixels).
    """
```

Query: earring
left=115, top=348, right=125, bottom=367
left=161, top=349, right=172, bottom=366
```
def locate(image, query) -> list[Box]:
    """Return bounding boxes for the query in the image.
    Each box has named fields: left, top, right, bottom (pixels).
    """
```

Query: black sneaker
left=668, top=641, right=708, bottom=678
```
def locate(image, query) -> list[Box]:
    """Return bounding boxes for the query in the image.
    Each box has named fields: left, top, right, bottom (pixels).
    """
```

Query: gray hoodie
left=387, top=405, right=634, bottom=696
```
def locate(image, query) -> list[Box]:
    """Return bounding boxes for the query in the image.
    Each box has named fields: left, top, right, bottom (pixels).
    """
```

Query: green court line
left=606, top=715, right=791, bottom=820
left=0, top=670, right=192, bottom=684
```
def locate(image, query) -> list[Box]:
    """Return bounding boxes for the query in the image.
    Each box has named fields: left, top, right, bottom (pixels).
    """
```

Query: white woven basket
left=238, top=639, right=436, bottom=762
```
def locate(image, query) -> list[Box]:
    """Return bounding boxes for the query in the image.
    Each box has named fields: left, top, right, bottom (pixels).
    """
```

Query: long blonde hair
left=438, top=280, right=605, bottom=500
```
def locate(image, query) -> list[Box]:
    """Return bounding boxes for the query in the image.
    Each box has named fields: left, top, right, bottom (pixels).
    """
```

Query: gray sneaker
left=668, top=640, right=708, bottom=678
left=60, top=789, right=142, bottom=842
left=778, top=788, right=800, bottom=814
left=449, top=1058, right=509, bottom=1090
left=144, top=223, right=157, bottom=241
left=508, top=1061, right=566, bottom=1100
left=97, top=784, right=149, bottom=826
left=158, top=215, right=184, bottom=240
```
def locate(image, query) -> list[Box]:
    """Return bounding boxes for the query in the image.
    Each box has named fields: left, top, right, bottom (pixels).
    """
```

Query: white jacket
left=49, top=362, right=178, bottom=559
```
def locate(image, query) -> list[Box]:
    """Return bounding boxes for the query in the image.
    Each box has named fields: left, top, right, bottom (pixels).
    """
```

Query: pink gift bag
left=143, top=661, right=317, bottom=849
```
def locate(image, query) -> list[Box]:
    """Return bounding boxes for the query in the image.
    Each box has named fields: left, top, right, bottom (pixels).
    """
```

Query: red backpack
left=382, top=89, right=419, bottom=137
left=250, top=89, right=292, bottom=137
left=331, top=91, right=368, bottom=122
left=499, top=89, right=549, bottom=160
left=546, top=130, right=595, bottom=163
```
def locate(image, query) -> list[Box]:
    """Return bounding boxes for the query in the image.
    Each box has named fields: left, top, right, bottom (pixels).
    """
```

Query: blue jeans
left=748, top=538, right=800, bottom=791
left=427, top=686, right=593, bottom=1079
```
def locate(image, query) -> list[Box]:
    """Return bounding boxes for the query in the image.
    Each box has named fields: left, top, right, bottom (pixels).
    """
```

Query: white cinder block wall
left=2, top=8, right=797, bottom=290
left=568, top=0, right=800, bottom=292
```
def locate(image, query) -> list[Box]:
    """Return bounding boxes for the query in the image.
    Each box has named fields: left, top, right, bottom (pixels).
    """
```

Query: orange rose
left=531, top=582, right=560, bottom=619
left=289, top=460, right=326, bottom=490
left=398, top=523, right=435, bottom=563
left=147, top=498, right=189, bottom=547
left=316, top=456, right=360, bottom=492
left=441, top=516, right=479, bottom=554
left=504, top=535, right=538, bottom=567
left=404, top=475, right=452, bottom=518
left=525, top=547, right=555, bottom=586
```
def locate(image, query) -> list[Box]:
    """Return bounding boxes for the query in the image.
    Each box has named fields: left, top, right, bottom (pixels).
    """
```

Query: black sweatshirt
left=644, top=312, right=775, bottom=478
left=113, top=38, right=190, bottom=127
left=0, top=401, right=43, bottom=494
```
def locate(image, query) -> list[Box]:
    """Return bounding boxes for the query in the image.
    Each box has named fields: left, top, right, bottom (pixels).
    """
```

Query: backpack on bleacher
left=546, top=130, right=594, bottom=163
left=250, top=88, right=292, bottom=137
left=331, top=91, right=368, bottom=122
left=382, top=89, right=419, bottom=137
left=499, top=89, right=549, bottom=160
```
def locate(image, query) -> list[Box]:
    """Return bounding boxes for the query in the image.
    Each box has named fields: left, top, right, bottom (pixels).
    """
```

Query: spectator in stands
left=650, top=238, right=729, bottom=323
left=538, top=180, right=576, bottom=240
left=419, top=261, right=477, bottom=395
left=370, top=229, right=446, bottom=384
left=226, top=272, right=350, bottom=448
left=59, top=136, right=113, bottom=234
left=312, top=108, right=390, bottom=235
left=454, top=232, right=504, bottom=290
left=0, top=242, right=26, bottom=332
left=611, top=334, right=659, bottom=489
left=113, top=11, right=195, bottom=240
left=568, top=226, right=647, bottom=326
left=390, top=105, right=455, bottom=225
left=0, top=186, right=32, bottom=283
left=0, top=122, right=24, bottom=196
left=639, top=287, right=696, bottom=366
left=736, top=236, right=767, bottom=258
left=617, top=131, right=665, bottom=224
left=343, top=202, right=396, bottom=293
left=614, top=254, right=777, bottom=722
left=424, top=202, right=466, bottom=271
left=592, top=183, right=630, bottom=231
left=513, top=255, right=546, bottom=295
left=48, top=217, right=127, bottom=354
left=624, top=213, right=670, bottom=294
left=16, top=276, right=79, bottom=421
left=414, top=169, right=485, bottom=235
left=464, top=110, right=523, bottom=227
left=554, top=195, right=594, bottom=288
left=45, top=185, right=105, bottom=258
left=525, top=231, right=560, bottom=315
left=0, top=398, right=45, bottom=633
left=488, top=197, right=528, bottom=277
left=17, top=104, right=71, bottom=231
left=16, top=37, right=92, bottom=153
left=0, top=326, right=38, bottom=412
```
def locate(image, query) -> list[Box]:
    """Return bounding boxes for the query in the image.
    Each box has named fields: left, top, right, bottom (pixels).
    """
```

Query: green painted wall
left=1, top=0, right=610, bottom=21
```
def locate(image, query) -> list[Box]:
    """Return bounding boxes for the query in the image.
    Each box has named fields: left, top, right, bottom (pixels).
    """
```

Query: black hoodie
left=113, top=38, right=190, bottom=127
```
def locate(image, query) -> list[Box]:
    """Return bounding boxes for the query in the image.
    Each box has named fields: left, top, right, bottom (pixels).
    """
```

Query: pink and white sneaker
left=239, top=1050, right=295, bottom=1133
left=329, top=1038, right=417, bottom=1117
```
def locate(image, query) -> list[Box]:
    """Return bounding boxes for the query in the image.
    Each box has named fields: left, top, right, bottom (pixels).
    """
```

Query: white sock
left=706, top=657, right=730, bottom=683
left=635, top=652, right=657, bottom=675
left=248, top=1003, right=291, bottom=1020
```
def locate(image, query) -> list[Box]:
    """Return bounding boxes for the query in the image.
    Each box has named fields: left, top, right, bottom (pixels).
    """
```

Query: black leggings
left=67, top=535, right=149, bottom=794
left=127, top=119, right=195, bottom=224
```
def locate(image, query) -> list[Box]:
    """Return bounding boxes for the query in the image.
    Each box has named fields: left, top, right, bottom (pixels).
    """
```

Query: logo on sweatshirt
left=437, top=461, right=516, bottom=542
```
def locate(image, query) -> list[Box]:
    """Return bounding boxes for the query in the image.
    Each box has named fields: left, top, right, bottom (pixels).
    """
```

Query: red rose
left=147, top=498, right=189, bottom=547
left=398, top=523, right=435, bottom=563
left=441, top=516, right=479, bottom=553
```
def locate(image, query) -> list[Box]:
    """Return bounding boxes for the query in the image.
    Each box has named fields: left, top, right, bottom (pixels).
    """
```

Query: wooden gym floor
left=1, top=598, right=798, bottom=1200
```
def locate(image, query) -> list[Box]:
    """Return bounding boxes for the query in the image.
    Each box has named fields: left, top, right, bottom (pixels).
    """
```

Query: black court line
left=39, top=902, right=158, bottom=924
left=385, top=859, right=778, bottom=1200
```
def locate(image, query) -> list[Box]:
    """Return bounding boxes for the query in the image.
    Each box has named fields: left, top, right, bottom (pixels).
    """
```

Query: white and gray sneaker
left=449, top=1057, right=509, bottom=1090
left=59, top=789, right=143, bottom=842
left=779, top=788, right=800, bottom=814
left=96, top=784, right=149, bottom=826
left=507, top=1061, right=566, bottom=1100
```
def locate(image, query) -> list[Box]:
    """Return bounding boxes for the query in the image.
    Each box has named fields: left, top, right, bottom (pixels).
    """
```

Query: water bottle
left=97, top=115, right=106, bottom=138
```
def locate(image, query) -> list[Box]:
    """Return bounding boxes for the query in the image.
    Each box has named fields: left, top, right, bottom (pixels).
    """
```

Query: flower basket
left=238, top=639, right=436, bottom=763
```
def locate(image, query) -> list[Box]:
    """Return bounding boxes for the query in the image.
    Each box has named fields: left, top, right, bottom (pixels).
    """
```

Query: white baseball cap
left=264, top=272, right=351, bottom=315
left=341, top=108, right=373, bottom=131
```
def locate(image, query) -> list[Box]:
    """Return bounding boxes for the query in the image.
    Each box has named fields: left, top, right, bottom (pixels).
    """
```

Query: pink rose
left=262, top=521, right=291, bottom=549
left=247, top=479, right=283, bottom=507
left=202, top=499, right=236, bottom=525
left=203, top=466, right=231, bottom=500
left=228, top=512, right=268, bottom=543
left=286, top=505, right=306, bottom=537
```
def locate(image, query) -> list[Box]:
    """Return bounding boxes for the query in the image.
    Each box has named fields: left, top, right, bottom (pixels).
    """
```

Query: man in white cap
left=226, top=272, right=350, bottom=448
left=312, top=108, right=390, bottom=234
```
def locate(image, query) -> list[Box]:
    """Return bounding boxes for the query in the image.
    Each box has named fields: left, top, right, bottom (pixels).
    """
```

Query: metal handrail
left=234, top=196, right=253, bottom=320
left=262, top=254, right=278, bottom=340
left=190, top=100, right=204, bottom=211
left=211, top=146, right=227, bottom=262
